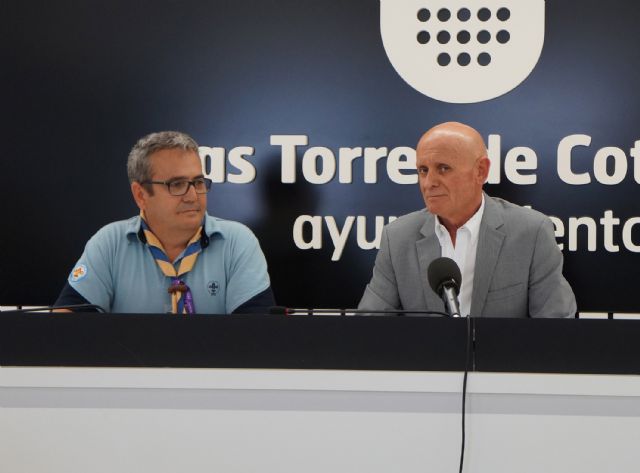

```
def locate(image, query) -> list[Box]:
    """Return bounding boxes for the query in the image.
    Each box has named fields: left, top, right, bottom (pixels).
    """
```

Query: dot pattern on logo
left=457, top=52, right=471, bottom=66
left=497, top=7, right=510, bottom=21
left=437, top=53, right=451, bottom=66
left=437, top=30, right=450, bottom=44
left=417, top=8, right=430, bottom=22
left=478, top=52, right=491, bottom=66
left=415, top=6, right=512, bottom=67
left=437, top=8, right=451, bottom=22
left=497, top=29, right=510, bottom=44
left=417, top=31, right=430, bottom=44
left=477, top=30, right=491, bottom=44
left=477, top=8, right=491, bottom=21
left=457, top=30, right=470, bottom=44
left=457, top=8, right=471, bottom=22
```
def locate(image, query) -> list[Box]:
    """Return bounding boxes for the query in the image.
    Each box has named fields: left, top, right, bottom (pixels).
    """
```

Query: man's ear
left=476, top=156, right=490, bottom=183
left=131, top=182, right=148, bottom=210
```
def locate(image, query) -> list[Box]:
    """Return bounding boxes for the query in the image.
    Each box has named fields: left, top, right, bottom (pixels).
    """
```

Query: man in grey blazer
left=358, top=122, right=576, bottom=318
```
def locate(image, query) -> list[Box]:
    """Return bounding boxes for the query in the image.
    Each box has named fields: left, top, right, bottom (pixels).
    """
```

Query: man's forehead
left=150, top=148, right=202, bottom=174
left=417, top=141, right=465, bottom=162
left=418, top=133, right=478, bottom=163
left=419, top=125, right=485, bottom=155
left=150, top=147, right=199, bottom=160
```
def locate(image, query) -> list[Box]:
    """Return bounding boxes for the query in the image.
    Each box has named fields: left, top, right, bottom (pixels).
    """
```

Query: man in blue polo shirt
left=55, top=131, right=274, bottom=314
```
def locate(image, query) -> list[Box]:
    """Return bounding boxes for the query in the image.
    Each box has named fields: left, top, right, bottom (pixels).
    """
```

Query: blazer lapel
left=470, top=196, right=505, bottom=317
left=416, top=214, right=446, bottom=311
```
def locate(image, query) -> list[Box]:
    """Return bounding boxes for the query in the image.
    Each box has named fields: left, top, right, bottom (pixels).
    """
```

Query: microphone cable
left=458, top=314, right=472, bottom=473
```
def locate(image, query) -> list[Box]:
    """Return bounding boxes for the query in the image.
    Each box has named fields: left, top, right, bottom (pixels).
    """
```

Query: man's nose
left=423, top=171, right=438, bottom=188
left=182, top=183, right=198, bottom=201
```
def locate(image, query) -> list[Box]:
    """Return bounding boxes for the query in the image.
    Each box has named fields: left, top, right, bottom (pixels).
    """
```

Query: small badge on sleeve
left=70, top=264, right=88, bottom=282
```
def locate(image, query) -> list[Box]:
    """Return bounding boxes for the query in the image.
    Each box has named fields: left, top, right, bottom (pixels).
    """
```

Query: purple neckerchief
left=170, top=278, right=196, bottom=314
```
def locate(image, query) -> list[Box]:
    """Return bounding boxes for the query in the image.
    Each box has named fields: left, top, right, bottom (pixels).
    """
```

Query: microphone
left=0, top=304, right=107, bottom=313
left=268, top=306, right=448, bottom=317
left=427, top=257, right=462, bottom=318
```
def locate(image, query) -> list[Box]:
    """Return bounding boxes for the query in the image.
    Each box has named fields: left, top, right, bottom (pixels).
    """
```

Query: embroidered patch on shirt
left=70, top=264, right=88, bottom=282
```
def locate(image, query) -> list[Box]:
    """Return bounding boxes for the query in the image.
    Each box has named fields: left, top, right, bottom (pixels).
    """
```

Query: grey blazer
left=358, top=195, right=577, bottom=318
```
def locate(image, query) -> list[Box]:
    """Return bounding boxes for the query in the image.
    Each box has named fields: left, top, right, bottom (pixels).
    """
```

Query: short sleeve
left=224, top=225, right=271, bottom=313
left=67, top=228, right=115, bottom=311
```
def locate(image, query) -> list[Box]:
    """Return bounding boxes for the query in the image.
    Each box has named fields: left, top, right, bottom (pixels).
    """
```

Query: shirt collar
left=463, top=194, right=485, bottom=239
left=434, top=194, right=485, bottom=239
left=126, top=212, right=224, bottom=248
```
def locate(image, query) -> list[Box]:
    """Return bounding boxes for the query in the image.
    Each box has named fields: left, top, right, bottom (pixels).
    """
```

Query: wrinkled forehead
left=419, top=127, right=486, bottom=163
left=418, top=132, right=470, bottom=162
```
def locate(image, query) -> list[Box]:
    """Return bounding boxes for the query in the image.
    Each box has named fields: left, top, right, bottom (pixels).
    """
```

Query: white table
left=2, top=367, right=640, bottom=472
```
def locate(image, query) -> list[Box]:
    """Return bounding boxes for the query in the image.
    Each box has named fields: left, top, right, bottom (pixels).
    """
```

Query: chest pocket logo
left=207, top=280, right=220, bottom=296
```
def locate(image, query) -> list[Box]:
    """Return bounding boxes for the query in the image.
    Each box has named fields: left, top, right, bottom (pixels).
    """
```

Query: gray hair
left=127, top=131, right=199, bottom=187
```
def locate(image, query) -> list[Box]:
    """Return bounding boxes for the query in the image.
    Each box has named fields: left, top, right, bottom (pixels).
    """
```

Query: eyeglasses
left=141, top=177, right=212, bottom=196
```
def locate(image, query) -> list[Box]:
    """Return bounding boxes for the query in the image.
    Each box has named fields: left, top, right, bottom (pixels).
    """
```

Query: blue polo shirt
left=67, top=214, right=271, bottom=314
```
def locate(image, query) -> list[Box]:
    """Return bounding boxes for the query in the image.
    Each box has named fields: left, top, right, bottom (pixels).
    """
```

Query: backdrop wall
left=3, top=0, right=639, bottom=312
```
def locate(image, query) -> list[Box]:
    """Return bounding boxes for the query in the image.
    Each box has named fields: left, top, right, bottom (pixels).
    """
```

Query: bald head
left=418, top=122, right=487, bottom=164
left=416, top=122, right=490, bottom=231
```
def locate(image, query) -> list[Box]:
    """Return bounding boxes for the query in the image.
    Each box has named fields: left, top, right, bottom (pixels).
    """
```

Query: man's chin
left=425, top=202, right=441, bottom=214
left=179, top=210, right=205, bottom=225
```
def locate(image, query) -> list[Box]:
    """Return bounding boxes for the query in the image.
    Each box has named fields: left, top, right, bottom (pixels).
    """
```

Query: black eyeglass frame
left=141, top=177, right=212, bottom=196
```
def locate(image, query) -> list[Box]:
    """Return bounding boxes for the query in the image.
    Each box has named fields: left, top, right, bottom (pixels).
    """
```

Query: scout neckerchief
left=140, top=213, right=203, bottom=314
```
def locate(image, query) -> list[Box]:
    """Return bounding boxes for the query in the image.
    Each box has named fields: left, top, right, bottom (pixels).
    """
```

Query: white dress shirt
left=434, top=196, right=485, bottom=317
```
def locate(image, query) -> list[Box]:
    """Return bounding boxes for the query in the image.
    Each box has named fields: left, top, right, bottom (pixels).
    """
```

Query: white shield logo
left=380, top=0, right=545, bottom=103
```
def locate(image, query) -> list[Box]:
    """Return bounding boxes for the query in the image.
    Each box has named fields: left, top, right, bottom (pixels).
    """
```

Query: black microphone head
left=427, top=257, right=462, bottom=296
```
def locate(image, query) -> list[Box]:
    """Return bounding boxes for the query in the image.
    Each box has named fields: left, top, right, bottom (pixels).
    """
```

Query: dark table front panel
left=0, top=313, right=468, bottom=371
left=473, top=318, right=640, bottom=375
left=1, top=313, right=638, bottom=374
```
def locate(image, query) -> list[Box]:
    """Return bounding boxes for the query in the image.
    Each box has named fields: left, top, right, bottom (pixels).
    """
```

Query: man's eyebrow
left=422, top=160, right=449, bottom=167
